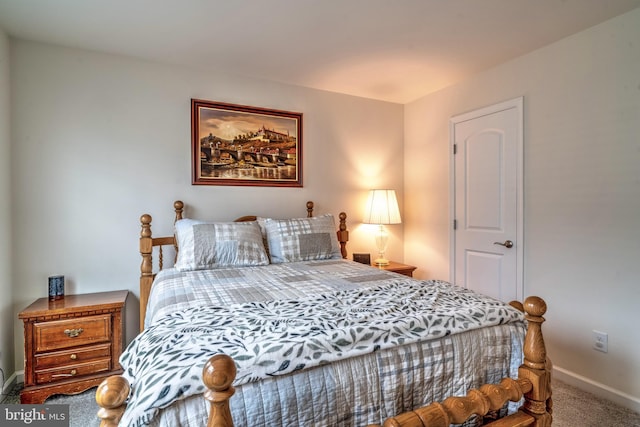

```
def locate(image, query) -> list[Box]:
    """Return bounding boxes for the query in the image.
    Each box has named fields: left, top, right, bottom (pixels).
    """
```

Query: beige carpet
left=551, top=379, right=640, bottom=427
left=2, top=379, right=639, bottom=426
left=1, top=384, right=99, bottom=426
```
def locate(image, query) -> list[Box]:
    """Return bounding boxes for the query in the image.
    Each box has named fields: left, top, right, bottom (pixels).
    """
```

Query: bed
left=95, top=200, right=552, bottom=427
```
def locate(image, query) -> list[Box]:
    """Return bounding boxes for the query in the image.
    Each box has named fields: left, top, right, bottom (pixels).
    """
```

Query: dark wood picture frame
left=191, top=99, right=303, bottom=187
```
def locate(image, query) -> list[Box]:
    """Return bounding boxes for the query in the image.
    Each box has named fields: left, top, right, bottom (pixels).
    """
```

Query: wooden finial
left=140, top=214, right=152, bottom=238
left=174, top=200, right=184, bottom=221
left=306, top=201, right=314, bottom=217
left=509, top=300, right=524, bottom=312
left=96, top=376, right=130, bottom=427
left=524, top=296, right=547, bottom=317
left=203, top=354, right=237, bottom=427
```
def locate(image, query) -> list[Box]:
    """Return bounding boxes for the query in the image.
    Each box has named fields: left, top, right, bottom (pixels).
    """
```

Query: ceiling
left=1, top=0, right=639, bottom=104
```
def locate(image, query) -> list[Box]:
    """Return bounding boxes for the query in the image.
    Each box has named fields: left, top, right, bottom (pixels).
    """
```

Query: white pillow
left=174, top=219, right=269, bottom=271
left=264, top=214, right=342, bottom=263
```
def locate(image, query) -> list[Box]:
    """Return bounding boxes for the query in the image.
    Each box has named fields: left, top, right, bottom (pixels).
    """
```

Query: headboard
left=138, top=200, right=349, bottom=331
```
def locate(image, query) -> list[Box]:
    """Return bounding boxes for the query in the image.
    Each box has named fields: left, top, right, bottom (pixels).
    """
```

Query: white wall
left=405, top=8, right=640, bottom=410
left=0, top=26, right=14, bottom=394
left=9, top=40, right=404, bottom=373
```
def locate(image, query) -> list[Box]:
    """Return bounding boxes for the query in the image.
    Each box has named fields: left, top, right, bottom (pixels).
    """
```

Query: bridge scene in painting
left=200, top=125, right=297, bottom=170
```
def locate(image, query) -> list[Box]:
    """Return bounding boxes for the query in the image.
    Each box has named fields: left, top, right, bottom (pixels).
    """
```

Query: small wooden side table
left=19, top=290, right=128, bottom=403
left=373, top=261, right=417, bottom=277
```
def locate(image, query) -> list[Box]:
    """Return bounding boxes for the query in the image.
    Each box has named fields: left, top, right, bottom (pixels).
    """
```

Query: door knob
left=494, top=240, right=514, bottom=248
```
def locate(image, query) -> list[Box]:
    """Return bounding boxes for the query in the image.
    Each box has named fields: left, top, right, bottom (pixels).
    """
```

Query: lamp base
left=372, top=224, right=390, bottom=267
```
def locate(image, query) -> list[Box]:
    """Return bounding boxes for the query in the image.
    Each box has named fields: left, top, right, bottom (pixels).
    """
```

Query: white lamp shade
left=363, top=189, right=401, bottom=225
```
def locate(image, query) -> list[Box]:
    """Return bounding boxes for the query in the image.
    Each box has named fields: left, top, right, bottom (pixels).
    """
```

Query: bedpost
left=518, top=296, right=553, bottom=426
left=173, top=200, right=184, bottom=262
left=203, top=354, right=237, bottom=427
left=302, top=200, right=348, bottom=258
left=96, top=375, right=131, bottom=427
left=140, top=214, right=153, bottom=332
left=139, top=201, right=184, bottom=332
left=337, top=212, right=349, bottom=259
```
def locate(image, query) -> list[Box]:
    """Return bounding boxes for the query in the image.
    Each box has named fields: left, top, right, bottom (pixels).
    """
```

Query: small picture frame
left=48, top=275, right=65, bottom=301
left=353, top=253, right=371, bottom=265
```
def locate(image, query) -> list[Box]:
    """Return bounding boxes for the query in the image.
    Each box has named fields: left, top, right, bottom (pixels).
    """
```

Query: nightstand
left=19, top=290, right=128, bottom=403
left=374, top=261, right=417, bottom=277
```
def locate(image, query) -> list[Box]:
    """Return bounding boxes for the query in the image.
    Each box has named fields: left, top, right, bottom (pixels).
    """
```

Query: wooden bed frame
left=95, top=200, right=552, bottom=427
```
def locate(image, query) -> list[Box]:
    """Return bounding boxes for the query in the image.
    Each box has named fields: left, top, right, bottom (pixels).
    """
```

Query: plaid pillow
left=264, top=214, right=342, bottom=263
left=174, top=219, right=269, bottom=271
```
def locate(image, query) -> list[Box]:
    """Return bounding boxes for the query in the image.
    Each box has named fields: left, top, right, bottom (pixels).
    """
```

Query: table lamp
left=363, top=189, right=401, bottom=266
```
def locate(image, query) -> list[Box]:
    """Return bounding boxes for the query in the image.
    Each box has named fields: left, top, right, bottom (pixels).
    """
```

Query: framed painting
left=191, top=99, right=303, bottom=187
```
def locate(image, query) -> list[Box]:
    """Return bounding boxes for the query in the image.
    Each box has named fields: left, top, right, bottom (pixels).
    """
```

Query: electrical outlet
left=593, top=330, right=608, bottom=353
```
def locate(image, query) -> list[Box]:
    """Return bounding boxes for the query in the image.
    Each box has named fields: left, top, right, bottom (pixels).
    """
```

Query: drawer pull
left=64, top=328, right=84, bottom=338
left=52, top=369, right=78, bottom=379
left=70, top=353, right=77, bottom=360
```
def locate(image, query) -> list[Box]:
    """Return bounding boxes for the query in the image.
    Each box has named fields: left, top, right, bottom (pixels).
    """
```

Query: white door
left=450, top=97, right=523, bottom=302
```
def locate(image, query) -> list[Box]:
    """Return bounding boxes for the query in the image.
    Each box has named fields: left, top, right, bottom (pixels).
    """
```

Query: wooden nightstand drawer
left=35, top=343, right=111, bottom=369
left=35, top=359, right=112, bottom=385
left=34, top=314, right=111, bottom=352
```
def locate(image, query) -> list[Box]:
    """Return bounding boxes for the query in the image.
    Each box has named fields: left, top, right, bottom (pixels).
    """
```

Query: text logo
left=1, top=405, right=69, bottom=426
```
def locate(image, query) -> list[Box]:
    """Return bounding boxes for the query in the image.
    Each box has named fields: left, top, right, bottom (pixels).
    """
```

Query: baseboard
left=554, top=366, right=640, bottom=414
left=2, top=371, right=18, bottom=395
